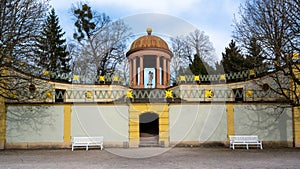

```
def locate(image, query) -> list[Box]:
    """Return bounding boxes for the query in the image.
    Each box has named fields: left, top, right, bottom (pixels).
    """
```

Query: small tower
left=126, top=28, right=172, bottom=89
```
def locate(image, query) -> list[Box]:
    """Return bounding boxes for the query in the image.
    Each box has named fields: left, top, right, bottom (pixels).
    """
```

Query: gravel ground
left=0, top=147, right=300, bottom=169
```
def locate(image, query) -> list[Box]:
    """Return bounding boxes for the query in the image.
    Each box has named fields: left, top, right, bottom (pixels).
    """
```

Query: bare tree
left=233, top=0, right=300, bottom=106
left=71, top=3, right=131, bottom=82
left=170, top=29, right=216, bottom=78
left=170, top=35, right=192, bottom=79
left=115, top=59, right=129, bottom=85
left=285, top=0, right=300, bottom=52
left=187, top=29, right=216, bottom=65
left=0, top=0, right=50, bottom=100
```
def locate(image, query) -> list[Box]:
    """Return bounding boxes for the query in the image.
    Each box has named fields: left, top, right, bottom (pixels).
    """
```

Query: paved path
left=1, top=147, right=300, bottom=169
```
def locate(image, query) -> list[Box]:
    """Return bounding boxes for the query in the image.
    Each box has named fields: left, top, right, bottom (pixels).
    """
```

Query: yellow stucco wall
left=226, top=103, right=234, bottom=138
left=129, top=103, right=169, bottom=147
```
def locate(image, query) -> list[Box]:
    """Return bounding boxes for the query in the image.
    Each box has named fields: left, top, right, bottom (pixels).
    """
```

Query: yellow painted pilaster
left=0, top=69, right=7, bottom=149
left=293, top=106, right=300, bottom=147
left=129, top=110, right=139, bottom=147
left=292, top=63, right=300, bottom=147
left=0, top=97, right=6, bottom=149
left=159, top=109, right=169, bottom=146
left=226, top=103, right=234, bottom=138
left=64, top=104, right=71, bottom=143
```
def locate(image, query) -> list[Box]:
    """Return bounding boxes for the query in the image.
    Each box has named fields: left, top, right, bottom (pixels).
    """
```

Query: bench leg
left=72, top=146, right=74, bottom=151
left=246, top=144, right=249, bottom=150
left=86, top=145, right=88, bottom=151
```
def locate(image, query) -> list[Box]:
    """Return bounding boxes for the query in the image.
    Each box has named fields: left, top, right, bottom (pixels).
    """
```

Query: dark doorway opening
left=140, top=113, right=158, bottom=137
left=139, top=112, right=159, bottom=147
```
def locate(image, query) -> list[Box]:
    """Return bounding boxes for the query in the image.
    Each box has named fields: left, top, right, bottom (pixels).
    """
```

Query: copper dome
left=126, top=28, right=171, bottom=56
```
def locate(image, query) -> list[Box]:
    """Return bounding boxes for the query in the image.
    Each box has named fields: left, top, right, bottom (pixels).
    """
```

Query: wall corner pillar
left=0, top=98, right=6, bottom=150
left=226, top=103, right=234, bottom=139
left=293, top=106, right=300, bottom=147
left=64, top=104, right=71, bottom=143
left=129, top=105, right=140, bottom=148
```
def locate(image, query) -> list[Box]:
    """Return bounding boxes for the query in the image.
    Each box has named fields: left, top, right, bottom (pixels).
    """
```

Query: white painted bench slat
left=229, top=135, right=263, bottom=150
left=72, top=136, right=104, bottom=151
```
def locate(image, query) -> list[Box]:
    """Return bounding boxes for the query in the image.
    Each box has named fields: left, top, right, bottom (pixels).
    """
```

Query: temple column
left=133, top=57, right=137, bottom=86
left=156, top=56, right=160, bottom=88
left=129, top=59, right=132, bottom=86
left=167, top=59, right=171, bottom=86
left=163, top=57, right=167, bottom=86
left=140, top=56, right=144, bottom=87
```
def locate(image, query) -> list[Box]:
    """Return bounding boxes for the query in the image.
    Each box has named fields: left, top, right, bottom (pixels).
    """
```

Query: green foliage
left=73, top=3, right=110, bottom=42
left=189, top=54, right=208, bottom=75
left=244, top=37, right=265, bottom=69
left=73, top=4, right=94, bottom=41
left=221, top=40, right=245, bottom=73
left=35, top=8, right=71, bottom=80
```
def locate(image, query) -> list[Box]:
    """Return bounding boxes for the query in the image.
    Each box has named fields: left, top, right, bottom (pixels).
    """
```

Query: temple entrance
left=128, top=103, right=169, bottom=148
left=139, top=112, right=159, bottom=147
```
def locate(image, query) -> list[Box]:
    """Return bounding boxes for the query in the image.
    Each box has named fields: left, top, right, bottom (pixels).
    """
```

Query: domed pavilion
left=126, top=28, right=172, bottom=89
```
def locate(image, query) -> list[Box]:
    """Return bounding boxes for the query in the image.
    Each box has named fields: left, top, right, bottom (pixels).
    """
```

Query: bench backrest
left=73, top=136, right=103, bottom=143
left=230, top=135, right=259, bottom=142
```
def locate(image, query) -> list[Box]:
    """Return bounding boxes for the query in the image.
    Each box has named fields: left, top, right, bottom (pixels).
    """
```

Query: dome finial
left=146, top=27, right=152, bottom=35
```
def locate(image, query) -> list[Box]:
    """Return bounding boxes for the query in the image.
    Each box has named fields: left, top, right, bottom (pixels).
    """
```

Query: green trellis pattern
left=177, top=68, right=268, bottom=84
left=13, top=60, right=269, bottom=84
left=133, top=89, right=166, bottom=99
left=5, top=63, right=287, bottom=103
left=63, top=90, right=126, bottom=100
left=40, top=87, right=283, bottom=103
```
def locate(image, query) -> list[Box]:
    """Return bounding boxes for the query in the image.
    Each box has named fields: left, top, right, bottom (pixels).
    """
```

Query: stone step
left=140, top=137, right=158, bottom=141
left=139, top=136, right=159, bottom=147
left=139, top=141, right=158, bottom=144
left=139, top=143, right=159, bottom=147
left=139, top=141, right=159, bottom=147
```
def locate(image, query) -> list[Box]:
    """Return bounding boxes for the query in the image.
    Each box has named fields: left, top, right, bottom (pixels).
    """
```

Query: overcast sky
left=49, top=0, right=245, bottom=61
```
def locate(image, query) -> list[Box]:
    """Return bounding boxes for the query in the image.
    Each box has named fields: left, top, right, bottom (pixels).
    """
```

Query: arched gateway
left=128, top=103, right=169, bottom=148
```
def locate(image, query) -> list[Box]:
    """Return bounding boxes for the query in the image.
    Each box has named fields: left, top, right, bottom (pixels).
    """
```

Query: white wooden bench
left=72, top=136, right=104, bottom=151
left=229, top=135, right=263, bottom=150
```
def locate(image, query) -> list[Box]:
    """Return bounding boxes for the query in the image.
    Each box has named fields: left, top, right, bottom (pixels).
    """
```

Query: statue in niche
left=147, top=71, right=153, bottom=88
